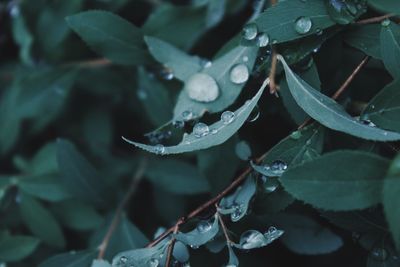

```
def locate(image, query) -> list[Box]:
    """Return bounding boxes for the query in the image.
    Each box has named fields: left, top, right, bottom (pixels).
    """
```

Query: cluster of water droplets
left=243, top=23, right=271, bottom=47
left=263, top=160, right=288, bottom=176
left=238, top=226, right=284, bottom=250
left=196, top=220, right=213, bottom=233
left=327, top=0, right=367, bottom=25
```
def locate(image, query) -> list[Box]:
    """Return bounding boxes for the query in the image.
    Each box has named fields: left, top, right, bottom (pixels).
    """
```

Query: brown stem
left=164, top=225, right=179, bottom=267
left=97, top=159, right=147, bottom=259
left=269, top=49, right=279, bottom=95
left=64, top=58, right=112, bottom=68
left=216, top=206, right=232, bottom=244
left=298, top=55, right=370, bottom=130
left=355, top=13, right=395, bottom=25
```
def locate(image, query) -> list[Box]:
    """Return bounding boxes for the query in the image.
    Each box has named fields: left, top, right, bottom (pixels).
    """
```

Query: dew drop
left=154, top=144, right=165, bottom=155
left=315, top=28, right=323, bottom=36
left=270, top=160, right=288, bottom=175
left=290, top=130, right=302, bottom=140
left=230, top=204, right=245, bottom=222
left=381, top=19, right=391, bottom=27
left=160, top=67, right=174, bottom=80
left=294, top=17, right=312, bottom=34
left=181, top=110, right=194, bottom=121
left=242, top=23, right=258, bottom=40
left=211, top=129, right=218, bottom=135
left=200, top=59, right=212, bottom=69
left=230, top=64, right=249, bottom=84
left=359, top=119, right=376, bottom=127
left=221, top=111, right=236, bottom=125
left=120, top=256, right=128, bottom=264
left=196, top=220, right=212, bottom=233
left=193, top=123, right=210, bottom=138
left=264, top=226, right=284, bottom=242
left=242, top=56, right=249, bottom=62
left=239, top=230, right=265, bottom=249
left=263, top=177, right=280, bottom=193
left=256, top=33, right=269, bottom=47
left=370, top=247, right=388, bottom=262
left=185, top=73, right=219, bottom=102
left=172, top=120, right=185, bottom=129
left=148, top=258, right=159, bottom=267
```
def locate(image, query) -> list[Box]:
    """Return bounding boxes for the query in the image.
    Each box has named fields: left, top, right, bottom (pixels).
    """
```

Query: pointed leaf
left=279, top=55, right=400, bottom=141
left=175, top=214, right=219, bottom=247
left=123, top=78, right=268, bottom=155
left=0, top=235, right=40, bottom=262
left=368, top=0, right=400, bottom=16
left=344, top=24, right=382, bottom=59
left=66, top=11, right=149, bottom=65
left=380, top=22, right=400, bottom=79
left=280, top=150, right=390, bottom=211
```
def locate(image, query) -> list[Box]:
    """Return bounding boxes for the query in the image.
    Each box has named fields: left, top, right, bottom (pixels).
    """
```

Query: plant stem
left=268, top=0, right=278, bottom=94
left=97, top=159, right=147, bottom=259
left=355, top=13, right=395, bottom=25
left=216, top=206, right=232, bottom=245
left=164, top=224, right=179, bottom=267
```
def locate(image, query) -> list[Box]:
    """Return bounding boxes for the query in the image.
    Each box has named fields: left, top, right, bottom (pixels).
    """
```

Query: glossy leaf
left=368, top=0, right=400, bottom=16
left=0, top=234, right=40, bottom=262
left=255, top=0, right=335, bottom=44
left=344, top=24, right=382, bottom=59
left=66, top=11, right=149, bottom=65
left=280, top=150, right=390, bottom=211
left=123, top=78, right=268, bottom=155
left=19, top=193, right=65, bottom=248
left=175, top=214, right=219, bottom=247
left=39, top=250, right=97, bottom=267
left=380, top=22, right=400, bottom=79
left=279, top=55, right=400, bottom=141
left=383, top=153, right=400, bottom=250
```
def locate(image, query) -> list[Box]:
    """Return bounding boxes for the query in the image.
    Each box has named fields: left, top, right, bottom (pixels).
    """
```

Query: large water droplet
left=382, top=19, right=391, bottom=27
left=230, top=204, right=245, bottom=222
left=370, top=247, right=388, bottom=262
left=264, top=226, right=284, bottom=243
left=196, top=220, right=212, bottom=233
left=294, top=17, right=312, bottom=34
left=193, top=123, right=210, bottom=138
left=221, top=111, right=236, bottom=125
left=185, top=73, right=219, bottom=102
left=242, top=23, right=258, bottom=40
left=256, top=33, right=270, bottom=47
left=230, top=64, right=249, bottom=84
left=239, top=230, right=266, bottom=249
left=154, top=144, right=165, bottom=155
left=148, top=258, right=159, bottom=267
left=270, top=160, right=288, bottom=174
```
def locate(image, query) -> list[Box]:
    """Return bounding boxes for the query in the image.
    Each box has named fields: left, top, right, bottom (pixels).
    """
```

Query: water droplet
left=230, top=64, right=249, bottom=84
left=148, top=259, right=159, bottom=267
left=294, top=17, right=312, bottom=34
left=242, top=23, right=258, bottom=40
left=290, top=130, right=302, bottom=140
left=371, top=247, right=388, bottom=262
left=200, top=59, right=212, bottom=69
left=382, top=19, right=391, bottom=27
left=189, top=244, right=199, bottom=249
left=137, top=88, right=147, bottom=100
left=230, top=204, right=245, bottom=222
left=263, top=177, right=280, bottom=193
left=315, top=28, right=323, bottom=36
left=211, top=129, right=218, bottom=135
left=221, top=111, right=236, bottom=124
left=272, top=39, right=278, bottom=44
left=256, top=33, right=269, bottom=47
left=359, top=119, right=376, bottom=127
left=173, top=120, right=185, bottom=129
left=196, top=220, right=212, bottom=233
left=120, top=256, right=128, bottom=264
left=193, top=123, right=209, bottom=138
left=185, top=73, right=219, bottom=102
left=247, top=105, right=260, bottom=122
left=239, top=230, right=265, bottom=249
left=160, top=67, right=174, bottom=80
left=154, top=144, right=165, bottom=155
left=243, top=56, right=249, bottom=62
left=264, top=226, right=284, bottom=242
left=181, top=110, right=194, bottom=121
left=270, top=160, right=288, bottom=175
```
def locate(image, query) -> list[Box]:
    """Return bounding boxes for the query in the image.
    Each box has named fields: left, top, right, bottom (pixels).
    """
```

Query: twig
left=298, top=55, right=370, bottom=129
left=97, top=159, right=147, bottom=259
left=268, top=0, right=278, bottom=95
left=355, top=13, right=395, bottom=25
left=63, top=58, right=112, bottom=69
left=216, top=205, right=232, bottom=245
left=164, top=224, right=179, bottom=267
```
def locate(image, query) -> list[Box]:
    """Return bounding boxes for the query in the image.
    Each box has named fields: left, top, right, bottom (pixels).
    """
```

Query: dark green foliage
left=1, top=0, right=400, bottom=266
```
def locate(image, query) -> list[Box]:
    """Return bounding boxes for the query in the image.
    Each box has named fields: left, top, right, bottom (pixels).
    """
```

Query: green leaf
left=11, top=12, right=34, bottom=65
left=380, top=22, right=400, bottom=79
left=91, top=259, right=112, bottom=267
left=368, top=0, right=400, bottom=16
left=137, top=67, right=173, bottom=126
left=270, top=213, right=343, bottom=255
left=19, top=193, right=66, bottom=248
left=219, top=176, right=256, bottom=222
left=18, top=174, right=71, bottom=202
left=56, top=139, right=107, bottom=205
left=175, top=214, right=219, bottom=247
left=145, top=159, right=210, bottom=195
left=206, top=0, right=226, bottom=27
left=0, top=234, right=40, bottom=262
left=39, top=250, right=97, bottom=267
left=90, top=216, right=148, bottom=261
left=144, top=36, right=203, bottom=81
left=52, top=200, right=103, bottom=231
left=26, top=142, right=58, bottom=175
left=123, top=78, right=268, bottom=155
left=66, top=11, right=149, bottom=65
left=254, top=0, right=335, bottom=44
left=383, top=153, right=400, bottom=250
left=227, top=245, right=239, bottom=266
left=173, top=45, right=258, bottom=121
left=279, top=55, right=400, bottom=141
left=280, top=150, right=390, bottom=211
left=143, top=4, right=208, bottom=50
left=362, top=81, right=400, bottom=132
left=344, top=24, right=382, bottom=59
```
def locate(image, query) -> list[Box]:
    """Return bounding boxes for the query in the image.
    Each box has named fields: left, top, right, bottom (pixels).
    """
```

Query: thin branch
left=355, top=13, right=395, bottom=25
left=268, top=49, right=279, bottom=95
left=216, top=205, right=232, bottom=245
left=298, top=55, right=370, bottom=129
left=97, top=159, right=147, bottom=259
left=164, top=221, right=181, bottom=267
